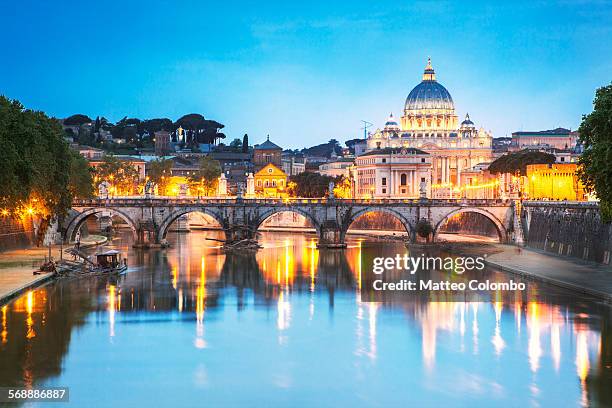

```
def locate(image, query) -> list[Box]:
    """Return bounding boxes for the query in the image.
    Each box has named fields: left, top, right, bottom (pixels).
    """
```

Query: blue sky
left=1, top=1, right=611, bottom=148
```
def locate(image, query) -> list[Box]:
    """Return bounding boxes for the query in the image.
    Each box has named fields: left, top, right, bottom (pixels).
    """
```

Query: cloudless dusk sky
left=1, top=1, right=611, bottom=148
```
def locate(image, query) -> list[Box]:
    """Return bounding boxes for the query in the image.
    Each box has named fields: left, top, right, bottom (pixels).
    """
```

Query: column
left=456, top=156, right=462, bottom=187
left=441, top=157, right=446, bottom=184
left=446, top=157, right=450, bottom=184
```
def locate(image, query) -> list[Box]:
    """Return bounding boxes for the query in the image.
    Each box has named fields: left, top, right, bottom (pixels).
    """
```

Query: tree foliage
left=333, top=175, right=353, bottom=198
left=578, top=83, right=612, bottom=221
left=175, top=114, right=226, bottom=145
left=488, top=150, right=556, bottom=176
left=0, top=96, right=89, bottom=224
left=288, top=172, right=339, bottom=198
left=301, top=139, right=341, bottom=158
left=148, top=158, right=174, bottom=195
left=188, top=156, right=222, bottom=196
left=63, top=114, right=92, bottom=126
left=68, top=151, right=94, bottom=199
left=94, top=156, right=140, bottom=196
left=242, top=134, right=249, bottom=153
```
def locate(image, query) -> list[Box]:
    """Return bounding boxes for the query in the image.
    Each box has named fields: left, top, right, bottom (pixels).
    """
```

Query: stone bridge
left=63, top=197, right=517, bottom=248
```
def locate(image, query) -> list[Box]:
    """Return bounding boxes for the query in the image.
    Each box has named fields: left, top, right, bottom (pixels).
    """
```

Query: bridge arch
left=157, top=208, right=226, bottom=243
left=433, top=207, right=507, bottom=243
left=65, top=207, right=138, bottom=243
left=342, top=207, right=414, bottom=241
left=254, top=207, right=321, bottom=236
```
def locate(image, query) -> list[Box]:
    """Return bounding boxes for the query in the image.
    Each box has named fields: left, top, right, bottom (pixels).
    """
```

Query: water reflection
left=0, top=231, right=610, bottom=406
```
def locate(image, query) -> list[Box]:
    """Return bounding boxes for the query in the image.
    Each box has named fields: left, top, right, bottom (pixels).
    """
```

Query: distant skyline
left=1, top=1, right=611, bottom=148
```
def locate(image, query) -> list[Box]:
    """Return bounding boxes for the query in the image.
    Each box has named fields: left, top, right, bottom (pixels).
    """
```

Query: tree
left=242, top=134, right=249, bottom=153
left=0, top=96, right=79, bottom=243
left=94, top=156, right=140, bottom=196
left=148, top=159, right=174, bottom=195
left=138, top=118, right=173, bottom=135
left=288, top=172, right=337, bottom=197
left=333, top=175, right=353, bottom=198
left=301, top=139, right=341, bottom=158
left=174, top=114, right=226, bottom=146
left=578, top=83, right=612, bottom=221
left=488, top=150, right=556, bottom=176
left=188, top=156, right=222, bottom=196
left=345, top=138, right=364, bottom=154
left=63, top=114, right=92, bottom=126
left=68, top=151, right=94, bottom=199
left=229, top=138, right=242, bottom=149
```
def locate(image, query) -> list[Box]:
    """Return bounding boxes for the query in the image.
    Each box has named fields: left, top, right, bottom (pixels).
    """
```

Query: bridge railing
left=522, top=200, right=599, bottom=209
left=72, top=196, right=513, bottom=207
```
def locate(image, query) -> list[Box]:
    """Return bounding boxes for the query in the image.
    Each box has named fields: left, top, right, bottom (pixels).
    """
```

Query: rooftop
left=360, top=147, right=429, bottom=157
left=512, top=128, right=572, bottom=136
left=254, top=136, right=282, bottom=150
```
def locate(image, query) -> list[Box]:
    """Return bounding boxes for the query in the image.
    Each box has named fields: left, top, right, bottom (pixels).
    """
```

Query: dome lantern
left=422, top=57, right=436, bottom=81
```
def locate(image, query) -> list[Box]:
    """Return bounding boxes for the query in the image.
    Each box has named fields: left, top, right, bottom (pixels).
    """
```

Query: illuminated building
left=365, top=59, right=493, bottom=197
left=525, top=163, right=587, bottom=201
left=354, top=148, right=431, bottom=198
left=88, top=155, right=146, bottom=181
left=318, top=158, right=354, bottom=178
left=457, top=164, right=500, bottom=199
left=254, top=163, right=288, bottom=197
left=511, top=128, right=578, bottom=150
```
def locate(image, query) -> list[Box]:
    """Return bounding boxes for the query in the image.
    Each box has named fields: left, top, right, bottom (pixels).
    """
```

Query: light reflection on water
left=0, top=231, right=610, bottom=407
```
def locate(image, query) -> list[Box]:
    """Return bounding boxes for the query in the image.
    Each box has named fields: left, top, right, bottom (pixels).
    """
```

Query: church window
left=401, top=174, right=407, bottom=186
left=382, top=177, right=387, bottom=186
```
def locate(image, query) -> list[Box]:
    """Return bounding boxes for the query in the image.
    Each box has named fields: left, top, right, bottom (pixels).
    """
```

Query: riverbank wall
left=522, top=201, right=612, bottom=265
left=0, top=216, right=35, bottom=251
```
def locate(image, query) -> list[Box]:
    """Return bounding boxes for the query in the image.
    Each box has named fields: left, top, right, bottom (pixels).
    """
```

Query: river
left=0, top=231, right=610, bottom=407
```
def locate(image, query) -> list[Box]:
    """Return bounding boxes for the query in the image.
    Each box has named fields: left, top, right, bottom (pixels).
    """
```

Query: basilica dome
left=404, top=59, right=454, bottom=111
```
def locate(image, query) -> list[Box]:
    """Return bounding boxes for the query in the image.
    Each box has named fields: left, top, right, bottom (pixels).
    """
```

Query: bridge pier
left=316, top=221, right=346, bottom=249
left=133, top=221, right=158, bottom=248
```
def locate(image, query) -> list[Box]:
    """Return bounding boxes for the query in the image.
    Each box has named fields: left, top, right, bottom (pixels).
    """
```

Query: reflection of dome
left=384, top=113, right=400, bottom=130
left=460, top=113, right=475, bottom=128
left=404, top=58, right=454, bottom=111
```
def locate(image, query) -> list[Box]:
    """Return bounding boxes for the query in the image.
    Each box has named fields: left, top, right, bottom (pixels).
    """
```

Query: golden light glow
left=195, top=256, right=207, bottom=349
left=527, top=302, right=542, bottom=373
left=108, top=285, right=116, bottom=338
left=1, top=305, right=8, bottom=344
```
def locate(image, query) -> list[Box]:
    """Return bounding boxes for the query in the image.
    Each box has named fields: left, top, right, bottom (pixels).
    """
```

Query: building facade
left=511, top=128, right=578, bottom=150
left=359, top=59, right=494, bottom=198
left=253, top=137, right=282, bottom=170
left=525, top=163, right=586, bottom=201
left=154, top=130, right=172, bottom=156
left=254, top=163, right=288, bottom=197
left=354, top=148, right=431, bottom=198
left=318, top=159, right=353, bottom=178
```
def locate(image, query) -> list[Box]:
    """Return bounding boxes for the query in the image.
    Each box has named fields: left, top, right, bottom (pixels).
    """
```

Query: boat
left=90, top=250, right=128, bottom=274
